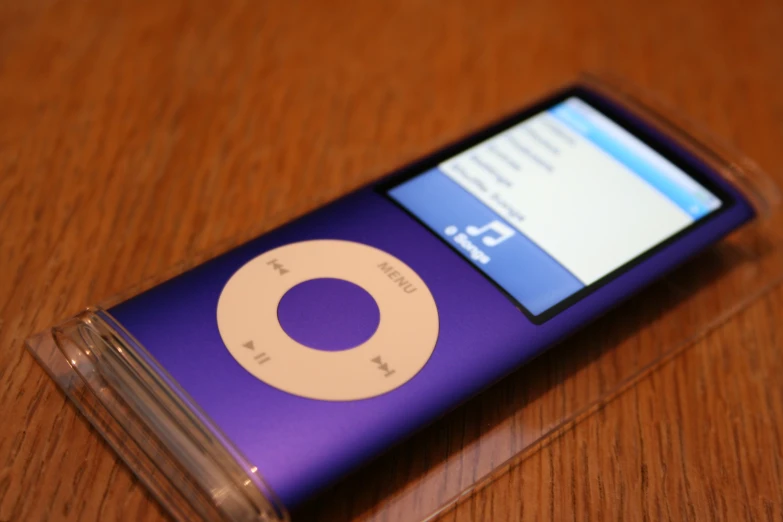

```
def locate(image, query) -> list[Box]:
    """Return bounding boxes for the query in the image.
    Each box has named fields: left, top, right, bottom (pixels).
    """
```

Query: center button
left=277, top=278, right=381, bottom=352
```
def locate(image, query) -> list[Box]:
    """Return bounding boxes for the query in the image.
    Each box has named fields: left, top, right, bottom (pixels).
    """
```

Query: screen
left=388, top=96, right=724, bottom=317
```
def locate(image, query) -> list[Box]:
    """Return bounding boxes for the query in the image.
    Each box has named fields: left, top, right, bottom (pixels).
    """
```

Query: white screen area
left=437, top=98, right=722, bottom=285
left=389, top=97, right=724, bottom=315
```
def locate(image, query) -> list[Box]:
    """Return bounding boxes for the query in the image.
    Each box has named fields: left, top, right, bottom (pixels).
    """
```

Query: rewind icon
left=266, top=258, right=289, bottom=276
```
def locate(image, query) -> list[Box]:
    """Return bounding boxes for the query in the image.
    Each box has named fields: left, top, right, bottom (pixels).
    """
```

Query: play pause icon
left=242, top=340, right=270, bottom=365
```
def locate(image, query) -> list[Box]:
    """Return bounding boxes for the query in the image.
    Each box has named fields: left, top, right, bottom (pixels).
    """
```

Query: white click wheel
left=216, top=240, right=439, bottom=401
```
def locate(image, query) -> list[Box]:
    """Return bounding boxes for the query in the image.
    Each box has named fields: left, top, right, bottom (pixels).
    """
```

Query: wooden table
left=2, top=0, right=783, bottom=520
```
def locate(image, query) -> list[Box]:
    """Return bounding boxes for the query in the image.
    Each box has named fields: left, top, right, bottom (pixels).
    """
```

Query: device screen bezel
left=377, top=85, right=737, bottom=324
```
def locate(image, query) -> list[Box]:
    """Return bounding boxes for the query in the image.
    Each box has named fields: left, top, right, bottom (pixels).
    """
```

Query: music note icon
left=465, top=220, right=515, bottom=247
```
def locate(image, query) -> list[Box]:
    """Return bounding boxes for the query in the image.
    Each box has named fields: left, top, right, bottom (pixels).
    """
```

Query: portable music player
left=30, top=81, right=759, bottom=521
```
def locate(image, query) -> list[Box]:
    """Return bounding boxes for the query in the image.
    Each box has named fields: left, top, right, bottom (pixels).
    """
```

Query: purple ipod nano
left=101, top=84, right=754, bottom=510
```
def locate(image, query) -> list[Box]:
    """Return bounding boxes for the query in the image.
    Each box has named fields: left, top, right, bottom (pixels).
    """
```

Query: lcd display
left=388, top=97, right=724, bottom=316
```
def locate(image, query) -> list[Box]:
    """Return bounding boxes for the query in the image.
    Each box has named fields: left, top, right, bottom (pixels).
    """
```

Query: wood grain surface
left=2, top=0, right=783, bottom=521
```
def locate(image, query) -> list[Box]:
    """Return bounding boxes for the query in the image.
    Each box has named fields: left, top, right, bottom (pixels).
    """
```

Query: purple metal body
left=108, top=86, right=755, bottom=508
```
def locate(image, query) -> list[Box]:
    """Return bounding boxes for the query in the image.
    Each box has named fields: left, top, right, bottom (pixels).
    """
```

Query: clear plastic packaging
left=25, top=74, right=783, bottom=522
